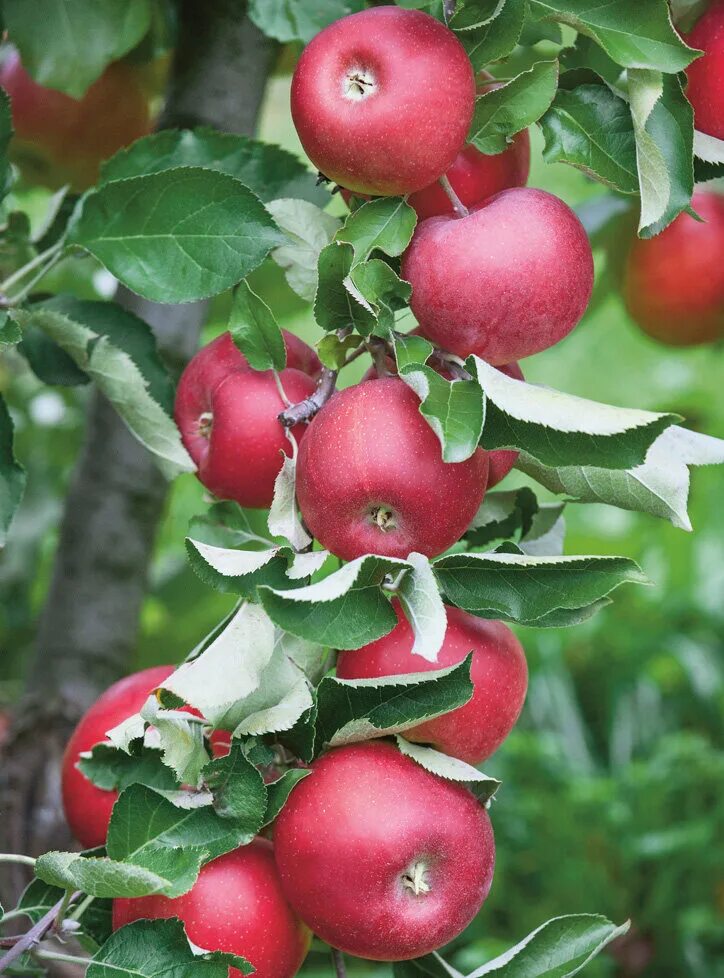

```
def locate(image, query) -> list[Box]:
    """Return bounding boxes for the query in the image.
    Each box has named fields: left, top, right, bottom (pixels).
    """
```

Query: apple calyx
left=401, top=858, right=432, bottom=896
left=197, top=411, right=213, bottom=439
left=344, top=66, right=376, bottom=101
left=370, top=506, right=397, bottom=532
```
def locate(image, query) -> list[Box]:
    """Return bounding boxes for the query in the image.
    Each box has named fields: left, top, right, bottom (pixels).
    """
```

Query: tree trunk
left=0, top=0, right=276, bottom=904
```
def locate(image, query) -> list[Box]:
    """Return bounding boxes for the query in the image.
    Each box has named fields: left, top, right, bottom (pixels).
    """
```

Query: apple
left=295, top=377, right=488, bottom=561
left=362, top=344, right=522, bottom=488
left=684, top=1, right=724, bottom=139
left=175, top=332, right=321, bottom=509
left=61, top=665, right=229, bottom=849
left=113, top=839, right=311, bottom=978
left=273, top=740, right=495, bottom=960
left=336, top=602, right=527, bottom=764
left=342, top=133, right=530, bottom=220
left=401, top=187, right=594, bottom=365
left=0, top=47, right=151, bottom=190
left=290, top=7, right=475, bottom=196
left=623, top=190, right=724, bottom=346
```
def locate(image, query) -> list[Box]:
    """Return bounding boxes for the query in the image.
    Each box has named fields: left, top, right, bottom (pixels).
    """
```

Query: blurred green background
left=1, top=55, right=723, bottom=978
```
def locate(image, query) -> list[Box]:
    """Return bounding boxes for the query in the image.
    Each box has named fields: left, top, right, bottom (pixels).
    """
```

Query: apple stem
left=278, top=367, right=338, bottom=427
left=438, top=175, right=469, bottom=218
left=331, top=948, right=347, bottom=978
left=273, top=369, right=292, bottom=408
left=367, top=337, right=392, bottom=377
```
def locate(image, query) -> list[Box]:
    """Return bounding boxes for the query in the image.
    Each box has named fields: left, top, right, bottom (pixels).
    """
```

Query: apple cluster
left=175, top=7, right=595, bottom=564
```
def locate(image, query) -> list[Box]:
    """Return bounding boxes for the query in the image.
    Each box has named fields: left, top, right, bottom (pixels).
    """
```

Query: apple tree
left=1, top=1, right=723, bottom=978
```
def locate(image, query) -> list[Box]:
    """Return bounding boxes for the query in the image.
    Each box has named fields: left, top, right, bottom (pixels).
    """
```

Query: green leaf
left=335, top=197, right=417, bottom=265
left=67, top=167, right=282, bottom=303
left=78, top=744, right=180, bottom=793
left=35, top=851, right=182, bottom=899
left=11, top=301, right=191, bottom=477
left=528, top=0, right=698, bottom=73
left=316, top=332, right=362, bottom=369
left=4, top=0, right=152, bottom=98
left=470, top=356, right=678, bottom=470
left=87, top=919, right=252, bottom=978
left=101, top=128, right=328, bottom=205
left=267, top=198, right=341, bottom=303
left=395, top=738, right=499, bottom=803
left=0, top=394, right=25, bottom=548
left=315, top=657, right=474, bottom=751
left=139, top=704, right=209, bottom=787
left=517, top=425, right=724, bottom=532
left=453, top=0, right=527, bottom=69
left=540, top=81, right=640, bottom=193
left=433, top=550, right=649, bottom=627
left=262, top=769, right=312, bottom=826
left=463, top=913, right=630, bottom=976
left=469, top=61, right=559, bottom=154
left=628, top=69, right=694, bottom=237
left=259, top=554, right=403, bottom=650
left=18, top=327, right=89, bottom=386
left=248, top=0, right=364, bottom=44
left=399, top=364, right=485, bottom=463
left=392, top=331, right=434, bottom=371
left=0, top=313, right=21, bottom=349
left=348, top=259, right=412, bottom=333
left=268, top=450, right=313, bottom=552
left=396, top=552, right=448, bottom=663
left=314, top=241, right=375, bottom=333
left=203, top=744, right=267, bottom=824
left=185, top=539, right=290, bottom=597
left=107, top=783, right=256, bottom=884
left=161, top=603, right=313, bottom=737
left=465, top=486, right=540, bottom=548
left=228, top=281, right=286, bottom=372
left=41, top=296, right=174, bottom=410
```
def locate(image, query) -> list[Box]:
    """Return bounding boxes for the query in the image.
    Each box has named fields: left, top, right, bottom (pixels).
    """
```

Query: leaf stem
left=0, top=854, right=36, bottom=867
left=438, top=175, right=469, bottom=218
left=5, top=251, right=64, bottom=305
left=0, top=240, right=64, bottom=294
left=67, top=893, right=96, bottom=922
left=34, top=950, right=90, bottom=967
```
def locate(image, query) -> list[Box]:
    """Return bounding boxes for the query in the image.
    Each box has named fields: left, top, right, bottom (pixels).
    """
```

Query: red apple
left=175, top=332, right=321, bottom=509
left=0, top=48, right=151, bottom=190
left=273, top=740, right=495, bottom=960
left=401, top=187, right=594, bottom=364
left=362, top=343, right=522, bottom=489
left=336, top=602, right=527, bottom=764
left=62, top=665, right=174, bottom=849
left=341, top=133, right=530, bottom=219
left=684, top=1, right=724, bottom=139
left=61, top=665, right=230, bottom=849
left=113, top=839, right=311, bottom=978
left=623, top=190, right=724, bottom=346
left=295, top=377, right=488, bottom=561
left=290, top=7, right=475, bottom=196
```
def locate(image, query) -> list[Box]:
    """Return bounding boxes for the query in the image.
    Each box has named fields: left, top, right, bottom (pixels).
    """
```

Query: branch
left=278, top=368, right=338, bottom=427
left=0, top=894, right=78, bottom=975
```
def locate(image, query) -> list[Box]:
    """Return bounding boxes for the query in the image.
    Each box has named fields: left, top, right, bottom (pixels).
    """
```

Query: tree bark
left=0, top=0, right=276, bottom=904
